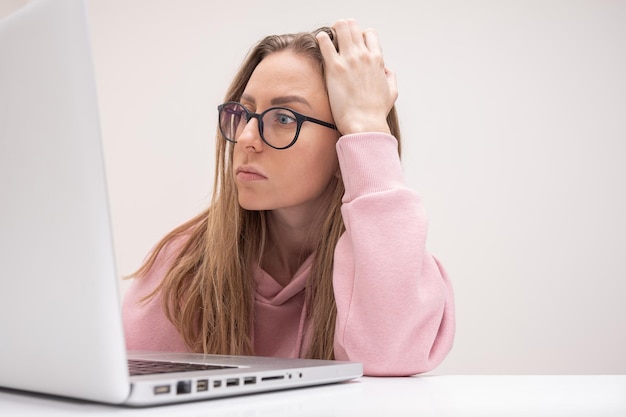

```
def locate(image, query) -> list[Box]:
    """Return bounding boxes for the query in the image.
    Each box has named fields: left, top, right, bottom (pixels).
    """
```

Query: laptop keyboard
left=128, top=359, right=236, bottom=376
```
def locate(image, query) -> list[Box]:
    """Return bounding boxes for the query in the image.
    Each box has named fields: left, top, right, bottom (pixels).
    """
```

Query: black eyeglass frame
left=218, top=101, right=338, bottom=150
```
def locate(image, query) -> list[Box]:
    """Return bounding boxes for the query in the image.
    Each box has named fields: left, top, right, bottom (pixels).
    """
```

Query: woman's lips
left=236, top=166, right=267, bottom=181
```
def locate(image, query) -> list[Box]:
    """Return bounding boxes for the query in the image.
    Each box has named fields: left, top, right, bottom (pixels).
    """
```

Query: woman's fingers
left=319, top=19, right=396, bottom=135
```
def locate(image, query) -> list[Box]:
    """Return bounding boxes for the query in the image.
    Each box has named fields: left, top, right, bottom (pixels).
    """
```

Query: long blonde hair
left=132, top=26, right=402, bottom=359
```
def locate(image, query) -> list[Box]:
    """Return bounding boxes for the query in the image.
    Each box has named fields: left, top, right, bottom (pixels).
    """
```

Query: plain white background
left=2, top=0, right=625, bottom=375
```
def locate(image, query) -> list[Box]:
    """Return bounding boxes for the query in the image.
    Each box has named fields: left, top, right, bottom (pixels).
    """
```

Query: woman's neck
left=261, top=208, right=319, bottom=287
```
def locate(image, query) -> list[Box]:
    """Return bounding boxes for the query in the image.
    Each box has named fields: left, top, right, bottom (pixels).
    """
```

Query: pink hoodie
left=122, top=132, right=455, bottom=376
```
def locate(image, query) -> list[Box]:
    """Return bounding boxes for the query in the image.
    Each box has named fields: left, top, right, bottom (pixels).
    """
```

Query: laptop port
left=244, top=376, right=256, bottom=385
left=261, top=375, right=285, bottom=382
left=153, top=385, right=171, bottom=395
left=196, top=379, right=208, bottom=392
left=176, top=380, right=192, bottom=395
left=226, top=378, right=239, bottom=387
left=213, top=380, right=222, bottom=388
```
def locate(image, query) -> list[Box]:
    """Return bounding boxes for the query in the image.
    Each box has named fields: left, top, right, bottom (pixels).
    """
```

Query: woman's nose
left=235, top=117, right=263, bottom=151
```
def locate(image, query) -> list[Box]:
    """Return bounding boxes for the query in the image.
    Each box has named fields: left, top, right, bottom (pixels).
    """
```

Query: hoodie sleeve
left=332, top=133, right=455, bottom=376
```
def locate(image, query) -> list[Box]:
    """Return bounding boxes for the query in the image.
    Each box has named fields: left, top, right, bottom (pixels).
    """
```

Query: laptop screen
left=0, top=0, right=131, bottom=403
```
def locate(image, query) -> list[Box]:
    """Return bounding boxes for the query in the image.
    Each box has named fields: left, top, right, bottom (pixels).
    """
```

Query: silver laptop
left=0, top=0, right=362, bottom=407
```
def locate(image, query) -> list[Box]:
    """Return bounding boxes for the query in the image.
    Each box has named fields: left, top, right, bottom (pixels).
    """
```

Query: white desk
left=1, top=375, right=625, bottom=416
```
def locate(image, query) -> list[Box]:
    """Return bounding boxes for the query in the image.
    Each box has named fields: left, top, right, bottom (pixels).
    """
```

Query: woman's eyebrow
left=270, top=95, right=312, bottom=109
left=240, top=93, right=313, bottom=109
left=240, top=93, right=255, bottom=104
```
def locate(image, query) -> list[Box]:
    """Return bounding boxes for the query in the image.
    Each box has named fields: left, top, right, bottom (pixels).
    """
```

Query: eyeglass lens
left=219, top=102, right=300, bottom=149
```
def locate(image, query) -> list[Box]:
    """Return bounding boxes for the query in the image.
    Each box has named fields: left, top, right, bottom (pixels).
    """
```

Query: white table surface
left=1, top=375, right=625, bottom=416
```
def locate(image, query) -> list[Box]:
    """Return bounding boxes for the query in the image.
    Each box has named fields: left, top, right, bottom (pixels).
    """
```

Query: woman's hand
left=316, top=19, right=398, bottom=136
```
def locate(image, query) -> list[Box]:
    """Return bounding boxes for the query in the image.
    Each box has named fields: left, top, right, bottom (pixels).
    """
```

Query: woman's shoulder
left=155, top=231, right=192, bottom=262
left=142, top=210, right=209, bottom=272
left=122, top=233, right=189, bottom=312
left=128, top=229, right=190, bottom=286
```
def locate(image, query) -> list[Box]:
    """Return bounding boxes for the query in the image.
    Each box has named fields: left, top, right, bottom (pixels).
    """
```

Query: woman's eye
left=276, top=113, right=296, bottom=125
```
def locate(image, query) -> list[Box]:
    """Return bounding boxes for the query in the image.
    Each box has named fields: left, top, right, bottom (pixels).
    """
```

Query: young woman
left=122, top=19, right=455, bottom=376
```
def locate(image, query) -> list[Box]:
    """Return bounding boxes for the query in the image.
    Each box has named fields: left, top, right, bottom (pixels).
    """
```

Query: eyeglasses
left=218, top=101, right=338, bottom=150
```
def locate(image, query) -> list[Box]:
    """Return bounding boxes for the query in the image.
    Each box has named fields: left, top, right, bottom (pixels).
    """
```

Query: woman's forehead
left=243, top=51, right=324, bottom=104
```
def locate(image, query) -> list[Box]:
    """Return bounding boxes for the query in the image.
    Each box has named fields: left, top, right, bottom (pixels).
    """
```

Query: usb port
left=213, top=380, right=222, bottom=388
left=196, top=379, right=208, bottom=392
left=244, top=376, right=256, bottom=385
left=153, top=385, right=171, bottom=395
left=226, top=378, right=239, bottom=387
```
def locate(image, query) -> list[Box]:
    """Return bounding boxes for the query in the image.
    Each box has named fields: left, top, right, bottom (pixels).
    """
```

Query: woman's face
left=232, top=50, right=340, bottom=219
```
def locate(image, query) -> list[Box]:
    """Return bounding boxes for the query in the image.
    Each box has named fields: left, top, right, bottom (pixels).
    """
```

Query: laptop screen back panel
left=0, top=0, right=130, bottom=404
